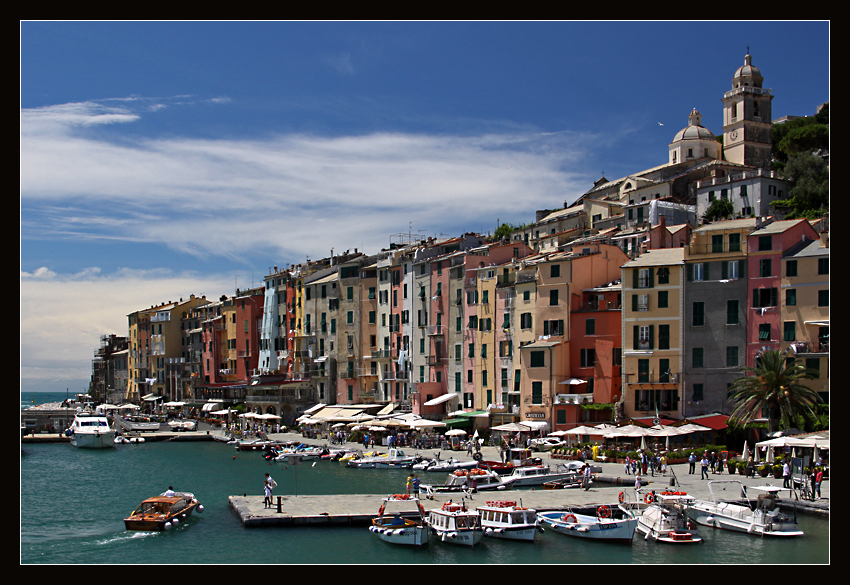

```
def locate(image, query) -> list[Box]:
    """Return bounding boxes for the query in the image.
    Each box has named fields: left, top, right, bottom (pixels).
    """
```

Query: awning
left=424, top=393, right=460, bottom=406
left=441, top=417, right=473, bottom=428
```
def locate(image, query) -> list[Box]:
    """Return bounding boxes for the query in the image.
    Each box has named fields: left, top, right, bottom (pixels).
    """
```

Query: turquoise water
left=21, top=393, right=829, bottom=564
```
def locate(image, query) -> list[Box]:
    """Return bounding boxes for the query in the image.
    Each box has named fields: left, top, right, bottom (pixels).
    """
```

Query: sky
left=20, top=21, right=830, bottom=394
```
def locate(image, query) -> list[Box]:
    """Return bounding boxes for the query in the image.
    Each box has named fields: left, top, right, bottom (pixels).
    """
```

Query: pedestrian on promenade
left=814, top=467, right=823, bottom=499
left=635, top=474, right=642, bottom=493
left=624, top=455, right=631, bottom=475
left=466, top=440, right=473, bottom=456
left=661, top=455, right=667, bottom=476
left=783, top=461, right=791, bottom=488
left=582, top=464, right=593, bottom=491
left=406, top=473, right=414, bottom=495
left=264, top=473, right=276, bottom=508
left=412, top=474, right=420, bottom=496
left=701, top=454, right=710, bottom=479
left=689, top=452, right=697, bottom=474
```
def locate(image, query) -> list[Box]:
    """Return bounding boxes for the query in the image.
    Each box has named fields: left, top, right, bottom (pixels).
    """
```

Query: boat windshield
left=79, top=420, right=108, bottom=427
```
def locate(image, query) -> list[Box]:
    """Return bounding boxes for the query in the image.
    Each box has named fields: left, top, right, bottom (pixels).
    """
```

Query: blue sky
left=20, top=21, right=830, bottom=394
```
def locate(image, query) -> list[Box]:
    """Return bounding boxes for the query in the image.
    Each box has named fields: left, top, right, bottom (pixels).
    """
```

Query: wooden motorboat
left=477, top=500, right=543, bottom=542
left=124, top=492, right=203, bottom=531
left=369, top=494, right=430, bottom=546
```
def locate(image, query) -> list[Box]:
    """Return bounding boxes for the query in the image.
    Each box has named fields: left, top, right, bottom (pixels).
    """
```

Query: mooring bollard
left=277, top=496, right=282, bottom=513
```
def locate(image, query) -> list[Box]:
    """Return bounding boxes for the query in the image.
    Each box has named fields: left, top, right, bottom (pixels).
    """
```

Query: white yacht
left=65, top=413, right=116, bottom=449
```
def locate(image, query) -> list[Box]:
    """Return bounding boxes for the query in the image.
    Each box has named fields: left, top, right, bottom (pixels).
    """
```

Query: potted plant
left=758, top=464, right=770, bottom=477
left=772, top=464, right=783, bottom=479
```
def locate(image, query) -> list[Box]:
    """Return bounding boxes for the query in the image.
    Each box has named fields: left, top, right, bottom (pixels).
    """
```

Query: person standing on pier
left=264, top=473, right=276, bottom=508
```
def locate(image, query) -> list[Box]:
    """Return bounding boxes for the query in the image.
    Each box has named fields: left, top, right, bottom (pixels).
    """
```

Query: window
left=692, top=384, right=704, bottom=402
left=550, top=264, right=560, bottom=278
left=726, top=346, right=739, bottom=367
left=455, top=344, right=462, bottom=362
left=783, top=321, right=796, bottom=342
left=637, top=359, right=649, bottom=383
left=759, top=259, right=772, bottom=277
left=786, top=260, right=798, bottom=277
left=692, top=301, right=705, bottom=326
left=544, top=319, right=564, bottom=336
left=818, top=290, right=829, bottom=307
left=722, top=260, right=740, bottom=280
left=523, top=290, right=530, bottom=301
left=818, top=258, right=829, bottom=275
left=727, top=300, right=739, bottom=325
left=657, top=267, right=670, bottom=284
left=481, top=370, right=488, bottom=387
left=785, top=289, right=797, bottom=306
left=531, top=382, right=543, bottom=404
left=659, top=324, right=670, bottom=350
left=530, top=351, right=545, bottom=368
left=550, top=289, right=559, bottom=306
left=688, top=262, right=708, bottom=281
left=758, top=235, right=772, bottom=251
left=580, top=348, right=596, bottom=367
left=468, top=343, right=475, bottom=359
left=658, top=290, right=668, bottom=308
left=712, top=235, right=723, bottom=253
left=346, top=311, right=354, bottom=324
left=753, top=288, right=778, bottom=308
left=692, top=347, right=704, bottom=368
left=729, top=233, right=741, bottom=252
left=633, top=294, right=649, bottom=312
left=635, top=268, right=653, bottom=288
left=585, top=318, right=595, bottom=335
left=758, top=323, right=771, bottom=341
left=635, top=325, right=653, bottom=350
left=659, top=358, right=670, bottom=382
left=520, top=313, right=532, bottom=329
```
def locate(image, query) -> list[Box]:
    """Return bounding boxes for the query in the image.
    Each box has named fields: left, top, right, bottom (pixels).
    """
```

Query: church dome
left=732, top=53, right=763, bottom=87
left=672, top=108, right=716, bottom=142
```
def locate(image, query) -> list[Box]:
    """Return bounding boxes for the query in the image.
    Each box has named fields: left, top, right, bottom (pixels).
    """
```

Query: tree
left=727, top=348, right=821, bottom=434
left=774, top=152, right=829, bottom=218
left=703, top=198, right=735, bottom=222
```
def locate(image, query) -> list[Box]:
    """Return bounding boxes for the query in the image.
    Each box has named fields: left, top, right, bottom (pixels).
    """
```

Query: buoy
left=164, top=522, right=172, bottom=530
left=197, top=505, right=204, bottom=513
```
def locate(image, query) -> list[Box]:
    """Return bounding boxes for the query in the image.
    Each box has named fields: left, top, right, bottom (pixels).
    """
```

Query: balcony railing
left=625, top=372, right=680, bottom=384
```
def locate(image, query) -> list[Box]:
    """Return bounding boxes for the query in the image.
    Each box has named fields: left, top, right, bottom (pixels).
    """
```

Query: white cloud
left=21, top=100, right=596, bottom=264
left=20, top=267, right=234, bottom=393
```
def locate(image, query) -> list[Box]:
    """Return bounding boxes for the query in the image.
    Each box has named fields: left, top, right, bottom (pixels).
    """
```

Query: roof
left=622, top=247, right=685, bottom=268
left=676, top=414, right=729, bottom=431
left=750, top=218, right=810, bottom=236
left=694, top=218, right=760, bottom=233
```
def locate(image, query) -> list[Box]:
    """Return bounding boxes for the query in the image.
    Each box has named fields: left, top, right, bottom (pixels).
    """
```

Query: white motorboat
left=420, top=468, right=511, bottom=496
left=369, top=494, right=430, bottom=547
left=426, top=501, right=484, bottom=547
left=477, top=499, right=543, bottom=542
left=686, top=480, right=804, bottom=537
left=413, top=454, right=479, bottom=472
left=539, top=504, right=638, bottom=543
left=621, top=490, right=702, bottom=543
left=501, top=463, right=582, bottom=488
left=347, top=448, right=419, bottom=469
left=168, top=419, right=197, bottom=431
left=64, top=413, right=116, bottom=449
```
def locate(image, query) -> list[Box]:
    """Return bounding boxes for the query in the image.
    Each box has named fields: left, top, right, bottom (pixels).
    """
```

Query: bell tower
left=722, top=51, right=774, bottom=170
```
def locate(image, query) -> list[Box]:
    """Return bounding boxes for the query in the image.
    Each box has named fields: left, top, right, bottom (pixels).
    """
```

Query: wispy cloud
left=21, top=98, right=597, bottom=264
left=326, top=52, right=355, bottom=75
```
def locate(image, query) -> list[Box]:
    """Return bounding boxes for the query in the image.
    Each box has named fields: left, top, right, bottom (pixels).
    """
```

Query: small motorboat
left=420, top=468, right=511, bottom=497
left=124, top=492, right=203, bottom=531
left=168, top=419, right=197, bottom=432
left=686, top=481, right=804, bottom=537
left=501, top=463, right=582, bottom=488
left=620, top=490, right=702, bottom=543
left=369, top=494, right=430, bottom=547
left=347, top=448, right=419, bottom=469
left=413, top=453, right=480, bottom=472
left=539, top=504, right=638, bottom=543
left=426, top=501, right=484, bottom=547
left=477, top=499, right=543, bottom=542
left=476, top=448, right=543, bottom=475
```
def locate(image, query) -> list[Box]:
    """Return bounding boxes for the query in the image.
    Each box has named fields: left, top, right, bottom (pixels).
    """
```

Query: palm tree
left=727, top=348, right=821, bottom=434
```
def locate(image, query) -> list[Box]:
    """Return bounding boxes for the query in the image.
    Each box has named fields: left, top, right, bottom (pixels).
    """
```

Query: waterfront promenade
left=230, top=430, right=829, bottom=527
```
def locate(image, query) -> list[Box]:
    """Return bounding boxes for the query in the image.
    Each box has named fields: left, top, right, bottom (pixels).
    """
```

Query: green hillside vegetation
left=771, top=103, right=829, bottom=219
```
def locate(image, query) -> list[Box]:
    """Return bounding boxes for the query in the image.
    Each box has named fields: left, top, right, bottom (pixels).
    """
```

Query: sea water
left=20, top=393, right=829, bottom=565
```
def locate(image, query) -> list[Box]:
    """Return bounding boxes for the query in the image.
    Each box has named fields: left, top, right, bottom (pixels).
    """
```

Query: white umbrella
left=640, top=435, right=648, bottom=451
left=491, top=422, right=531, bottom=432
left=741, top=441, right=750, bottom=461
left=445, top=429, right=467, bottom=436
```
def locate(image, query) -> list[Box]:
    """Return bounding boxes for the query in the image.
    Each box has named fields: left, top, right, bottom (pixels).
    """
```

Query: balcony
left=371, top=349, right=392, bottom=360
left=625, top=372, right=679, bottom=385
left=425, top=325, right=445, bottom=336
left=426, top=355, right=443, bottom=367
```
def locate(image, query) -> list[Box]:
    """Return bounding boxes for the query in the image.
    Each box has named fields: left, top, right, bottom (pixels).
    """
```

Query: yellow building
left=621, top=248, right=685, bottom=421
left=781, top=231, right=829, bottom=399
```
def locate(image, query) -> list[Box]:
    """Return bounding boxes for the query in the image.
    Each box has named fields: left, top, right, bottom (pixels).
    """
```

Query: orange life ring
left=563, top=514, right=577, bottom=524
left=597, top=505, right=611, bottom=518
left=618, top=491, right=625, bottom=504
left=644, top=493, right=655, bottom=504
